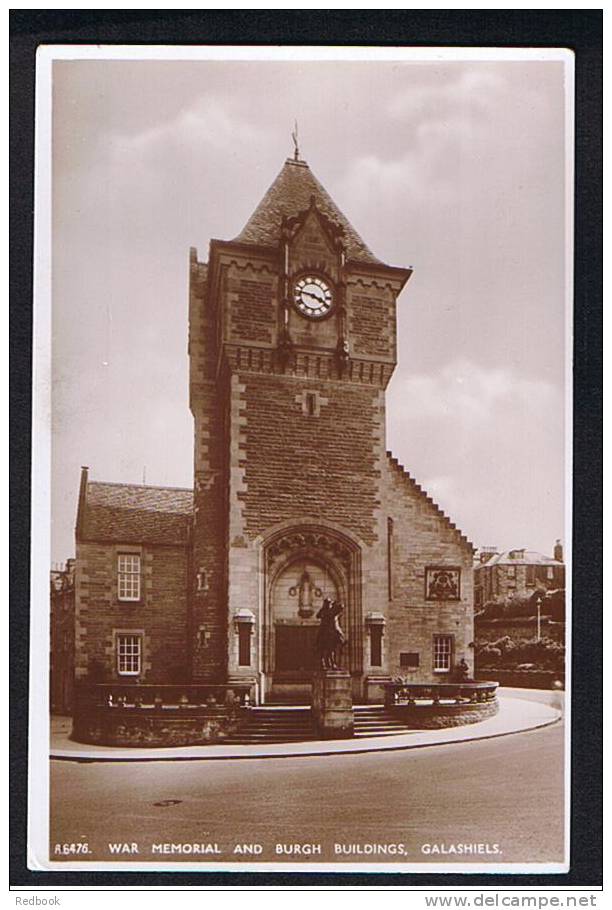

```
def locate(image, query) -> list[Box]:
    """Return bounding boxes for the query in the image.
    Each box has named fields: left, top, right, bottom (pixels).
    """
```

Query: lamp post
left=535, top=594, right=543, bottom=642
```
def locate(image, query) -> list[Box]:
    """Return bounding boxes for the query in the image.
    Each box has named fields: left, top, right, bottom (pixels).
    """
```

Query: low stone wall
left=71, top=682, right=253, bottom=746
left=72, top=705, right=248, bottom=747
left=390, top=699, right=499, bottom=729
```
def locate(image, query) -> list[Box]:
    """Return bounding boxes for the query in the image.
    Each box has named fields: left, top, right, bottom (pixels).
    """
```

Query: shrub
left=476, top=635, right=565, bottom=671
left=547, top=589, right=566, bottom=623
left=476, top=644, right=502, bottom=666
left=480, top=600, right=505, bottom=619
left=492, top=635, right=516, bottom=654
left=479, top=590, right=563, bottom=620
left=503, top=594, right=538, bottom=618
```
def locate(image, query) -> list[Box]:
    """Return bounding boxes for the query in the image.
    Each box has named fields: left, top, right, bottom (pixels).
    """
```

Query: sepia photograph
left=28, top=44, right=574, bottom=874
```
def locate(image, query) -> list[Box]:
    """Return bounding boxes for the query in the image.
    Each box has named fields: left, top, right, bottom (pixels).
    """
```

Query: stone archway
left=263, top=526, right=362, bottom=702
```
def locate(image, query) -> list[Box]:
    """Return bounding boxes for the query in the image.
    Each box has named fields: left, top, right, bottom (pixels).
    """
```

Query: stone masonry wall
left=347, top=276, right=396, bottom=362
left=225, top=262, right=278, bottom=347
left=382, top=456, right=474, bottom=683
left=238, top=371, right=383, bottom=544
left=189, top=250, right=230, bottom=680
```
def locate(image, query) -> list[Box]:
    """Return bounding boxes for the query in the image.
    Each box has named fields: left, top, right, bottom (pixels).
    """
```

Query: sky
left=50, top=53, right=569, bottom=565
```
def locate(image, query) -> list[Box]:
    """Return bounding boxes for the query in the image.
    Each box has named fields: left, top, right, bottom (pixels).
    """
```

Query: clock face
left=293, top=275, right=334, bottom=319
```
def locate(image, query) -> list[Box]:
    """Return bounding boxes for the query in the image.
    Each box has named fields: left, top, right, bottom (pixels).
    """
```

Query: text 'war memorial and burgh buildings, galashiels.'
left=72, top=152, right=477, bottom=720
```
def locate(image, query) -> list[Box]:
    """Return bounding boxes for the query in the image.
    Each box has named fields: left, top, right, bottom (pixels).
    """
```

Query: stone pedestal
left=312, top=670, right=354, bottom=739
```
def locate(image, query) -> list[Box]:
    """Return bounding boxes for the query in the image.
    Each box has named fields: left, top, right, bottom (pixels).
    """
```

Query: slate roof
left=480, top=550, right=563, bottom=568
left=233, top=157, right=381, bottom=265
left=80, top=481, right=193, bottom=546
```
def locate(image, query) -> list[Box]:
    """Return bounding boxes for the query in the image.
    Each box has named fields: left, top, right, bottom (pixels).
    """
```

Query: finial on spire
left=291, top=119, right=299, bottom=161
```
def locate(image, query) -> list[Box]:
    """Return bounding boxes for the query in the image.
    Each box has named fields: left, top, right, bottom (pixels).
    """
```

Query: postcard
left=28, top=44, right=573, bottom=874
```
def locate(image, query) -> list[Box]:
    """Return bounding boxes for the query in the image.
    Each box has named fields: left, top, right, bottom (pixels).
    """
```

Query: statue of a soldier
left=315, top=598, right=346, bottom=670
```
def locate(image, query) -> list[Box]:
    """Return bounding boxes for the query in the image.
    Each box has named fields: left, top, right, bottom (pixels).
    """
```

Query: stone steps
left=223, top=705, right=415, bottom=744
left=353, top=706, right=415, bottom=737
left=223, top=707, right=316, bottom=744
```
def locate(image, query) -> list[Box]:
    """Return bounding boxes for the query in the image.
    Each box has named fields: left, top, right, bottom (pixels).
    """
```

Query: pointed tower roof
left=233, top=157, right=382, bottom=265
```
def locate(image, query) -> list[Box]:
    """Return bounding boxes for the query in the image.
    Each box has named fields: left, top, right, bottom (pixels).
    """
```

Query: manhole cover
left=152, top=799, right=183, bottom=807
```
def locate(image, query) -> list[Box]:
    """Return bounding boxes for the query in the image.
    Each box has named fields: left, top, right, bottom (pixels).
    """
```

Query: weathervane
left=291, top=120, right=300, bottom=161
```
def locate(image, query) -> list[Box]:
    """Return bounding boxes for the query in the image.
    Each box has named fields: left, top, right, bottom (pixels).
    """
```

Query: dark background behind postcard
left=10, top=9, right=601, bottom=889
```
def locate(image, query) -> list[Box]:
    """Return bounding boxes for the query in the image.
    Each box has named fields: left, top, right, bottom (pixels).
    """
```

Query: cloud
left=390, top=359, right=560, bottom=427
left=113, top=95, right=262, bottom=161
left=386, top=359, right=565, bottom=552
left=388, top=68, right=506, bottom=124
left=342, top=70, right=508, bottom=205
left=419, top=474, right=456, bottom=503
left=338, top=64, right=557, bottom=236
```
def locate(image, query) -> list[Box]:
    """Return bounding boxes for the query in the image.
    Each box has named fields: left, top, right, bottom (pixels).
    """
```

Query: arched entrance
left=263, top=526, right=362, bottom=703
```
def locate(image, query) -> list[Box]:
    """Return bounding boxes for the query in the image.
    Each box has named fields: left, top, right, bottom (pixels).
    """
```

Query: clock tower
left=188, top=155, right=472, bottom=704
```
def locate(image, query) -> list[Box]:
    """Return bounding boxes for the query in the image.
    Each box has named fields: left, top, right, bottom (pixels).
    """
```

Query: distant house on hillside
left=474, top=541, right=565, bottom=610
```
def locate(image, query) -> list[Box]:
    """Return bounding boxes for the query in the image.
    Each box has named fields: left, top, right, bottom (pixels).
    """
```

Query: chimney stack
left=479, top=546, right=498, bottom=564
left=553, top=539, right=563, bottom=562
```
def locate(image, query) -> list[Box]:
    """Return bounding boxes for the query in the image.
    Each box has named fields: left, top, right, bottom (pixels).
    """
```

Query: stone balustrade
left=75, top=683, right=252, bottom=710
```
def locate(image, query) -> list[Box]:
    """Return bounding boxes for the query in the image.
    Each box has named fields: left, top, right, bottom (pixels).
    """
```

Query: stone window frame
left=432, top=634, right=454, bottom=674
left=295, top=388, right=329, bottom=418
left=305, top=392, right=317, bottom=417
left=238, top=625, right=252, bottom=667
left=369, top=625, right=383, bottom=667
left=115, top=545, right=143, bottom=604
left=115, top=631, right=143, bottom=676
left=196, top=566, right=209, bottom=593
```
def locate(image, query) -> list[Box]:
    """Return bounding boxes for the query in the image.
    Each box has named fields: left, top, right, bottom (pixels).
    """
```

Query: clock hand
left=303, top=290, right=326, bottom=303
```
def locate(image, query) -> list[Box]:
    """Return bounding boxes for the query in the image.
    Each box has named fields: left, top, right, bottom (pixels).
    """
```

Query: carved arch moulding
left=265, top=528, right=354, bottom=574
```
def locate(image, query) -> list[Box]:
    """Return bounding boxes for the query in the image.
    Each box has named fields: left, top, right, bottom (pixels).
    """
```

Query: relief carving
left=288, top=567, right=323, bottom=618
left=266, top=530, right=352, bottom=571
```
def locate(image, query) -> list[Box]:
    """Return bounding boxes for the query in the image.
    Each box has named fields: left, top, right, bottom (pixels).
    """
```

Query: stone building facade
left=74, top=473, right=192, bottom=687
left=72, top=155, right=474, bottom=704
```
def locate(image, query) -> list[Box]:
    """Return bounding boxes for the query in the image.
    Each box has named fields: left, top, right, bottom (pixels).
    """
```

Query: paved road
left=49, top=723, right=564, bottom=866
